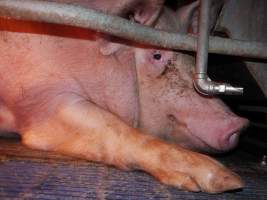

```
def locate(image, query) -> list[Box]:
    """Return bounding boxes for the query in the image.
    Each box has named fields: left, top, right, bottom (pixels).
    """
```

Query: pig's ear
left=99, top=38, right=124, bottom=56
left=99, top=0, right=164, bottom=56
left=131, top=0, right=165, bottom=25
left=177, top=0, right=224, bottom=34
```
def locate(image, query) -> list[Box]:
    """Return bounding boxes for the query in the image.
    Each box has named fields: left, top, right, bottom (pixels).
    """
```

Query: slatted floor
left=0, top=138, right=266, bottom=200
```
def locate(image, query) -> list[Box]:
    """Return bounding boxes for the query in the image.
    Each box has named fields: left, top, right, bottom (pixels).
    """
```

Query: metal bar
left=250, top=122, right=267, bottom=129
left=0, top=0, right=266, bottom=60
left=193, top=0, right=243, bottom=95
left=239, top=105, right=267, bottom=113
left=196, top=0, right=211, bottom=76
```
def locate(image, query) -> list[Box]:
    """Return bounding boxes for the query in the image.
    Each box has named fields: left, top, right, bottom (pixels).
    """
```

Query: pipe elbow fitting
left=193, top=74, right=244, bottom=96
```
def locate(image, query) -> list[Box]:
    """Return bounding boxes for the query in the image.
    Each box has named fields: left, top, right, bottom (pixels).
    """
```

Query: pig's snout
left=218, top=117, right=249, bottom=151
left=175, top=113, right=249, bottom=153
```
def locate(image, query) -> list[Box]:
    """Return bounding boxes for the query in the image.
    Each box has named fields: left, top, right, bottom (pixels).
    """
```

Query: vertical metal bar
left=193, top=0, right=244, bottom=95
left=196, top=0, right=211, bottom=76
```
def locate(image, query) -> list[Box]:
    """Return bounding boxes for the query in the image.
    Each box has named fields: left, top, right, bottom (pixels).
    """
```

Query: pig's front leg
left=21, top=94, right=243, bottom=193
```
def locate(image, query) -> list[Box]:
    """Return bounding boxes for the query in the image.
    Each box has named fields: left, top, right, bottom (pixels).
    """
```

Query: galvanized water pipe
left=193, top=0, right=243, bottom=95
left=0, top=0, right=266, bottom=60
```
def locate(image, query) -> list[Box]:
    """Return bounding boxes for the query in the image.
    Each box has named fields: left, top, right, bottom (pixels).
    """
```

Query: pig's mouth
left=168, top=114, right=249, bottom=153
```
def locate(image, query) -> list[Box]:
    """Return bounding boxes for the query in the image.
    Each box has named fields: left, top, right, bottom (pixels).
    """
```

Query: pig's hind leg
left=21, top=93, right=243, bottom=193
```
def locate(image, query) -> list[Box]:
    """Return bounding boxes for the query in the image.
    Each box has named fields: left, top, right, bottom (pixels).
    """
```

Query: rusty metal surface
left=0, top=138, right=267, bottom=200
left=0, top=0, right=267, bottom=59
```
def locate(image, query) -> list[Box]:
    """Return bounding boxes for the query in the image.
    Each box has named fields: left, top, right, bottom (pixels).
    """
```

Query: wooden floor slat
left=0, top=139, right=267, bottom=200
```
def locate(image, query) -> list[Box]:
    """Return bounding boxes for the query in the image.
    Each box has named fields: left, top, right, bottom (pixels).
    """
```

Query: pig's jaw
left=169, top=119, right=220, bottom=153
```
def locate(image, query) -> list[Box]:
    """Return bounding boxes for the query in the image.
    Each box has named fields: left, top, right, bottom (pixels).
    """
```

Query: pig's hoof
left=199, top=167, right=244, bottom=193
left=189, top=153, right=244, bottom=193
left=151, top=148, right=244, bottom=193
left=157, top=171, right=201, bottom=192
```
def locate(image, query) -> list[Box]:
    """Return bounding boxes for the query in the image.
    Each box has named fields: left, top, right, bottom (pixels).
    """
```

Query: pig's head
left=135, top=48, right=248, bottom=153
left=132, top=1, right=248, bottom=153
left=99, top=0, right=248, bottom=153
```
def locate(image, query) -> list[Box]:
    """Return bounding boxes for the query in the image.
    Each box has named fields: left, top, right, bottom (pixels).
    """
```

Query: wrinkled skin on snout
left=0, top=0, right=248, bottom=193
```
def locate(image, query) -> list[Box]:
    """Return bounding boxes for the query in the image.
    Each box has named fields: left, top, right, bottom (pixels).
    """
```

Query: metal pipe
left=193, top=0, right=243, bottom=95
left=195, top=0, right=210, bottom=80
left=0, top=0, right=266, bottom=60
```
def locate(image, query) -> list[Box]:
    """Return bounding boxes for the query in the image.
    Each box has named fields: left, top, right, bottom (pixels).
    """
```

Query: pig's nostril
left=228, top=133, right=239, bottom=146
left=220, top=118, right=249, bottom=151
left=219, top=132, right=240, bottom=151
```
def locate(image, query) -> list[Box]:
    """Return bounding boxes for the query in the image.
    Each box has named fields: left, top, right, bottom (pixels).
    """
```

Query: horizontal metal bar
left=250, top=122, right=267, bottom=129
left=0, top=0, right=266, bottom=59
left=239, top=105, right=267, bottom=113
left=241, top=135, right=267, bottom=154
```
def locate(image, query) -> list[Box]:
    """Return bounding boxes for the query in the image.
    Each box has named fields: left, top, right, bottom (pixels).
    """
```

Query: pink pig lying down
left=0, top=0, right=248, bottom=193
